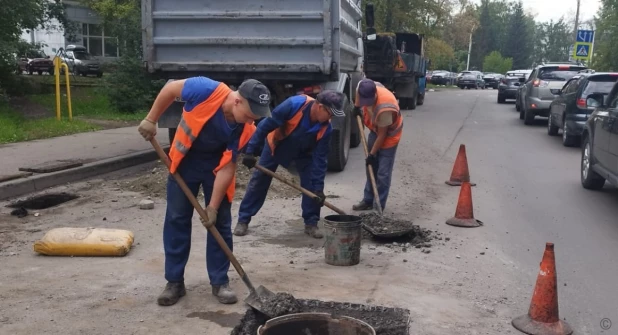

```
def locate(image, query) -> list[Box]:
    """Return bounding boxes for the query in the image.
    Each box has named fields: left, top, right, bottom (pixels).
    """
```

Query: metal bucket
left=323, top=214, right=362, bottom=266
left=257, top=312, right=376, bottom=335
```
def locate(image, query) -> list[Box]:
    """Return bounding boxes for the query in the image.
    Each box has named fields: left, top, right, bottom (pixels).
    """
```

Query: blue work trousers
left=238, top=145, right=320, bottom=226
left=163, top=159, right=232, bottom=286
left=363, top=131, right=399, bottom=210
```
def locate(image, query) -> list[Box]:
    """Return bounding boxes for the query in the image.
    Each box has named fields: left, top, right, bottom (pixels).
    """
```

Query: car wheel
left=562, top=120, right=579, bottom=147
left=523, top=105, right=535, bottom=125
left=547, top=112, right=559, bottom=135
left=459, top=86, right=464, bottom=89
left=497, top=95, right=505, bottom=103
left=580, top=136, right=605, bottom=190
left=515, top=97, right=521, bottom=111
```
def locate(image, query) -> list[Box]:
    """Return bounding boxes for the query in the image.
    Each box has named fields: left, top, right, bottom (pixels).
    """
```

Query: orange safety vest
left=168, top=82, right=256, bottom=202
left=359, top=85, right=403, bottom=149
left=266, top=95, right=330, bottom=155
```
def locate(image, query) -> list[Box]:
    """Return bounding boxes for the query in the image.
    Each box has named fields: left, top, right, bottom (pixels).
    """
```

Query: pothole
left=7, top=192, right=79, bottom=210
left=231, top=299, right=410, bottom=335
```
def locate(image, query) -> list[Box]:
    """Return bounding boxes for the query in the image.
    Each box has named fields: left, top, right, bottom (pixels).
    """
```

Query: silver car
left=519, top=63, right=587, bottom=125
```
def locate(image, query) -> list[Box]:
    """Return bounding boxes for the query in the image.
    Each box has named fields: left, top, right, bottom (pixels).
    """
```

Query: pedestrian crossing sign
left=573, top=42, right=591, bottom=60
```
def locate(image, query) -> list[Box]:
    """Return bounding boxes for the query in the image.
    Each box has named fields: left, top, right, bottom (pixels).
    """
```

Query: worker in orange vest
left=352, top=78, right=402, bottom=212
left=137, top=77, right=271, bottom=307
left=233, top=90, right=346, bottom=239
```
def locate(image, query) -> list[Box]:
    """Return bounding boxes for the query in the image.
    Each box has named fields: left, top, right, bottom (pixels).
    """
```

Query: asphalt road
left=419, top=87, right=618, bottom=334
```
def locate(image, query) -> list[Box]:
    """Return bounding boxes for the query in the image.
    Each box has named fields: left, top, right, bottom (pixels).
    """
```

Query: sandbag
left=33, top=227, right=134, bottom=257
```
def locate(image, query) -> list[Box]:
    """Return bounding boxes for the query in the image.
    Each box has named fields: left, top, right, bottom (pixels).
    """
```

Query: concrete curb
left=0, top=145, right=170, bottom=202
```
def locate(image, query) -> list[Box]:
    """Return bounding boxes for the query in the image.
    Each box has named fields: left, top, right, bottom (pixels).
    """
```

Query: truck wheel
left=409, top=95, right=417, bottom=110
left=417, top=93, right=425, bottom=106
left=350, top=114, right=361, bottom=148
left=327, top=97, right=351, bottom=171
left=168, top=128, right=177, bottom=145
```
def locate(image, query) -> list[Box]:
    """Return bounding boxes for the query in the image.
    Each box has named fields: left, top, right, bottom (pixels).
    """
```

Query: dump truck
left=361, top=4, right=428, bottom=110
left=141, top=0, right=364, bottom=171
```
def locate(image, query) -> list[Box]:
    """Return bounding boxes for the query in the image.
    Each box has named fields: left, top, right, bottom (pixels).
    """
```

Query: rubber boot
left=233, top=223, right=249, bottom=236
left=352, top=201, right=373, bottom=211
left=304, top=225, right=324, bottom=239
left=157, top=282, right=186, bottom=306
left=212, top=283, right=238, bottom=304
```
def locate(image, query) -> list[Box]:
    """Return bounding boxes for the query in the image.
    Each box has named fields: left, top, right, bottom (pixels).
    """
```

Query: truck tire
left=417, top=92, right=425, bottom=106
left=327, top=97, right=352, bottom=172
left=350, top=115, right=361, bottom=148
left=168, top=128, right=176, bottom=145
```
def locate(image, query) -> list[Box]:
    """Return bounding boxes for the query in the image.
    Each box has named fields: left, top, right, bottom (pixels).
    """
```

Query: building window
left=81, top=23, right=119, bottom=57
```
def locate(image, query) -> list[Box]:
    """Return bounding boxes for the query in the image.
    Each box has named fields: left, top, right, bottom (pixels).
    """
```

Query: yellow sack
left=33, top=227, right=134, bottom=257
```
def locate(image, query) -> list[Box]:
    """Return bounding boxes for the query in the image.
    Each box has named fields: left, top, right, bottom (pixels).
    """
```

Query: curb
left=0, top=145, right=170, bottom=202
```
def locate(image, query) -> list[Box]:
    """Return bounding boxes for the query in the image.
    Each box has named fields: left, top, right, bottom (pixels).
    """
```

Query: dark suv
left=497, top=75, right=525, bottom=103
left=579, top=84, right=618, bottom=190
left=548, top=72, right=618, bottom=147
left=458, top=71, right=485, bottom=89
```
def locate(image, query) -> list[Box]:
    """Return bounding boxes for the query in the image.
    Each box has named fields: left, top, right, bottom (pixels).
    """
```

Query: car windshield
left=73, top=51, right=92, bottom=60
left=463, top=74, right=476, bottom=79
left=28, top=50, right=47, bottom=58
left=538, top=67, right=586, bottom=81
left=581, top=76, right=618, bottom=97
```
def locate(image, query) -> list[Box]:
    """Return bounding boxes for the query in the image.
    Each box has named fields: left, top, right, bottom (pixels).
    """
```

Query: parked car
left=457, top=71, right=485, bottom=89
left=497, top=75, right=525, bottom=103
left=58, top=45, right=103, bottom=77
left=483, top=73, right=504, bottom=89
left=16, top=49, right=54, bottom=75
left=579, top=86, right=618, bottom=190
left=510, top=69, right=533, bottom=111
left=519, top=63, right=587, bottom=124
left=430, top=70, right=456, bottom=85
left=548, top=72, right=618, bottom=147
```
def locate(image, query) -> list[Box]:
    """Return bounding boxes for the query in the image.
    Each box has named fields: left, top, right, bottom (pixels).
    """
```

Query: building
left=20, top=1, right=119, bottom=61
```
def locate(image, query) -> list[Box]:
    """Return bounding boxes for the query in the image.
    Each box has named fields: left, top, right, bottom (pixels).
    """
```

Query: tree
left=533, top=18, right=572, bottom=64
left=591, top=0, right=618, bottom=71
left=425, top=37, right=456, bottom=71
left=483, top=51, right=512, bottom=73
left=503, top=1, right=534, bottom=69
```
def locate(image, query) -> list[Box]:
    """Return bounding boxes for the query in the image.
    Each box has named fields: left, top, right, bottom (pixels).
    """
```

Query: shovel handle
left=356, top=116, right=383, bottom=216
left=149, top=138, right=256, bottom=293
left=253, top=164, right=347, bottom=216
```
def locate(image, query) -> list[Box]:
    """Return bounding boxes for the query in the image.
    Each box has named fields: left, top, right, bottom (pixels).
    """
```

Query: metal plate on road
left=18, top=160, right=84, bottom=173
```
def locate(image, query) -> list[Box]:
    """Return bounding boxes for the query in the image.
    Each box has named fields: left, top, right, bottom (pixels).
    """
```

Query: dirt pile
left=259, top=292, right=302, bottom=318
left=120, top=162, right=301, bottom=200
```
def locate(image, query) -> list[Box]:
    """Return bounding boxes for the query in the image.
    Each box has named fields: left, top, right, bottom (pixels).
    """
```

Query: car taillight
left=532, top=79, right=548, bottom=87
left=299, top=85, right=321, bottom=95
left=576, top=98, right=587, bottom=108
left=501, top=79, right=507, bottom=84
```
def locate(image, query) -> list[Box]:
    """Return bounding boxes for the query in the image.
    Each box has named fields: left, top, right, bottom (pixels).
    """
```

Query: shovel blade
left=245, top=285, right=276, bottom=317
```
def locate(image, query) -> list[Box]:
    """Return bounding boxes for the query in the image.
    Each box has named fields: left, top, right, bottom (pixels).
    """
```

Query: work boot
left=233, top=223, right=249, bottom=236
left=304, top=225, right=324, bottom=239
left=212, top=283, right=238, bottom=304
left=157, top=282, right=186, bottom=306
left=352, top=201, right=373, bottom=211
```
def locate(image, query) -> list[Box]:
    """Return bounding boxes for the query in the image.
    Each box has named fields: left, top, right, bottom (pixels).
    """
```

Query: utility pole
left=467, top=25, right=475, bottom=71
left=574, top=0, right=581, bottom=42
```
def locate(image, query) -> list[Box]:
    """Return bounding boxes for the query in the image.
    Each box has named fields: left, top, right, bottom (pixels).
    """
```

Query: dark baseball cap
left=316, top=90, right=346, bottom=117
left=357, top=79, right=377, bottom=106
left=238, top=79, right=271, bottom=118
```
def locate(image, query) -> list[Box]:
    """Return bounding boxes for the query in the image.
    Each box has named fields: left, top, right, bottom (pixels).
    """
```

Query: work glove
left=242, top=154, right=257, bottom=169
left=353, top=106, right=363, bottom=118
left=138, top=119, right=157, bottom=141
left=366, top=154, right=378, bottom=171
left=199, top=205, right=218, bottom=228
left=313, top=190, right=326, bottom=207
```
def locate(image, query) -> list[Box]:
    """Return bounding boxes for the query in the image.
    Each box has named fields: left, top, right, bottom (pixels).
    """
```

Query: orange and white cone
left=445, top=144, right=476, bottom=186
left=512, top=243, right=573, bottom=335
left=446, top=181, right=482, bottom=228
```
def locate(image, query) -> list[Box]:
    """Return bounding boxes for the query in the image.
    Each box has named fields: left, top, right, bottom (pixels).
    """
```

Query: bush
left=100, top=56, right=165, bottom=113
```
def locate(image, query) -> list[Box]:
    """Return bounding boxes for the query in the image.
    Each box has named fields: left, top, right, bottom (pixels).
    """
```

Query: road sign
left=573, top=42, right=592, bottom=60
left=576, top=30, right=594, bottom=43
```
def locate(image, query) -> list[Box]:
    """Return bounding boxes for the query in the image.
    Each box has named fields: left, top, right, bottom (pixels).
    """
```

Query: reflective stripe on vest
left=362, top=86, right=403, bottom=149
left=167, top=82, right=256, bottom=202
left=266, top=95, right=330, bottom=155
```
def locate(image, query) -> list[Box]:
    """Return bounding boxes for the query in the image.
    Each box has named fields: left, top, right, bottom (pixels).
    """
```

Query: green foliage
left=503, top=1, right=533, bottom=69
left=425, top=38, right=456, bottom=71
left=532, top=19, right=572, bottom=65
left=483, top=51, right=512, bottom=73
left=591, top=0, right=618, bottom=71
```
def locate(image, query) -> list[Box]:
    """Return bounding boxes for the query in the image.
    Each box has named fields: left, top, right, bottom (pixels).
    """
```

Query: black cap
left=316, top=90, right=346, bottom=117
left=238, top=79, right=271, bottom=118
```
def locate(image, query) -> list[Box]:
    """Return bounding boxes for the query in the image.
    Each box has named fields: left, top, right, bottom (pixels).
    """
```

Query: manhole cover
left=7, top=192, right=79, bottom=210
left=18, top=160, right=83, bottom=173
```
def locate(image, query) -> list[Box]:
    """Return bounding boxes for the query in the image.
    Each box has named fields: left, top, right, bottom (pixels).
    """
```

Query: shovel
left=356, top=115, right=383, bottom=216
left=149, top=138, right=277, bottom=317
left=253, top=164, right=347, bottom=215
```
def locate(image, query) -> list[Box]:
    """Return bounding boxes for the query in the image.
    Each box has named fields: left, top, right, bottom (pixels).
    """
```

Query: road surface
left=1, top=88, right=616, bottom=334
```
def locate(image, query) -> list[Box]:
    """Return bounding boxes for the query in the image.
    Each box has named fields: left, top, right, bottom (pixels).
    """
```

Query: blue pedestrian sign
left=576, top=30, right=594, bottom=43
left=576, top=44, right=589, bottom=57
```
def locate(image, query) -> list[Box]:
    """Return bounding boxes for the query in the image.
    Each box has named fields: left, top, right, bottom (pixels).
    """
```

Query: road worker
left=352, top=78, right=402, bottom=212
left=137, top=76, right=271, bottom=306
left=233, top=90, right=346, bottom=239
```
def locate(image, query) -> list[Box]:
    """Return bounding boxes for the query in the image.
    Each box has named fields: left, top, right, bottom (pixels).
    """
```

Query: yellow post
left=61, top=63, right=73, bottom=121
left=53, top=57, right=61, bottom=120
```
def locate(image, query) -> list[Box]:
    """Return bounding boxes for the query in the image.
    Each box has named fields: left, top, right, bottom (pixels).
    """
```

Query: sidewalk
left=0, top=127, right=170, bottom=200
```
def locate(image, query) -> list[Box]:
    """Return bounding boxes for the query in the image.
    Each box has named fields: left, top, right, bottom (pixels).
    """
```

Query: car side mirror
left=586, top=93, right=604, bottom=108
left=46, top=55, right=50, bottom=59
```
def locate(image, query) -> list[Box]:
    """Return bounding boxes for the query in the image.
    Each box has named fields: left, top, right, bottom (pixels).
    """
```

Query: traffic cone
left=445, top=144, right=476, bottom=186
left=512, top=243, right=573, bottom=335
left=445, top=182, right=482, bottom=228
